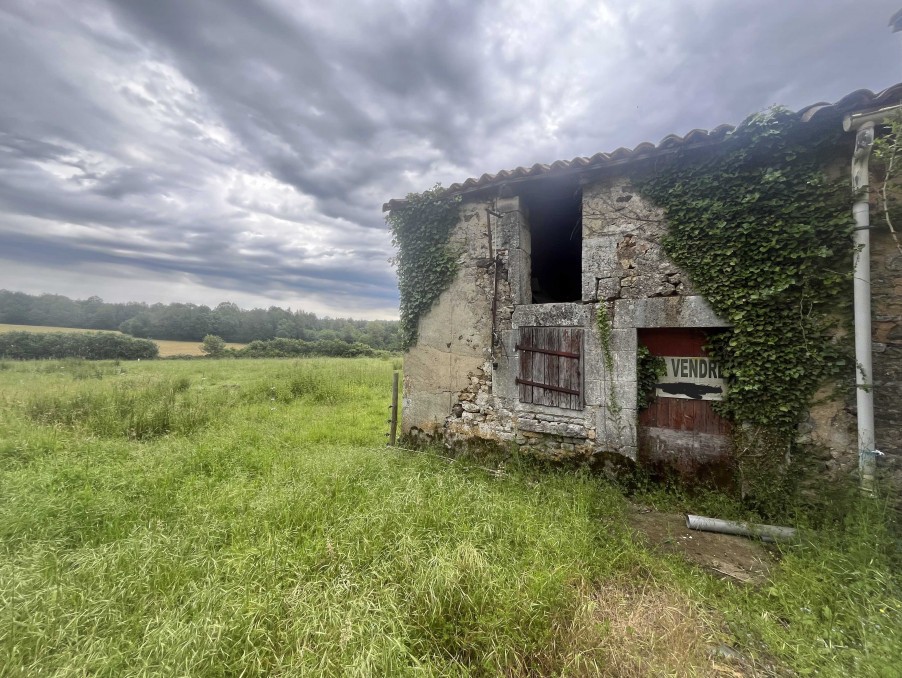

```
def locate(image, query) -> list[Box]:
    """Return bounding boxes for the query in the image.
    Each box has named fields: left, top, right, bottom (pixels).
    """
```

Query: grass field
left=0, top=324, right=245, bottom=357
left=0, top=357, right=898, bottom=676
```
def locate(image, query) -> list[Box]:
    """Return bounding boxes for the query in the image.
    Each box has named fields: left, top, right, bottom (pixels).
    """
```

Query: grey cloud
left=0, top=134, right=73, bottom=164
left=1, top=0, right=900, bottom=318
left=1, top=227, right=397, bottom=304
left=88, top=167, right=173, bottom=200
left=105, top=0, right=498, bottom=213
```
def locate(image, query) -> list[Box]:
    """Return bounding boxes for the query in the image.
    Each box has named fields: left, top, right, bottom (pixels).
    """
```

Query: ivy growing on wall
left=596, top=303, right=620, bottom=413
left=872, top=113, right=902, bottom=258
left=636, top=345, right=666, bottom=410
left=636, top=108, right=853, bottom=504
left=386, top=185, right=462, bottom=349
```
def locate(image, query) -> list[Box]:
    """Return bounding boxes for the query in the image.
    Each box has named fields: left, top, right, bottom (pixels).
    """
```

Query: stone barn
left=385, top=84, right=902, bottom=490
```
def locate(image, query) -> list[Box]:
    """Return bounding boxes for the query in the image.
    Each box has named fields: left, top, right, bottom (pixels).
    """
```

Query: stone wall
left=441, top=300, right=604, bottom=462
left=581, top=178, right=696, bottom=302
left=796, top=197, right=902, bottom=492
left=401, top=200, right=494, bottom=437
left=580, top=179, right=728, bottom=462
left=403, top=178, right=731, bottom=465
left=402, top=191, right=607, bottom=459
left=870, top=206, right=902, bottom=487
left=401, top=171, right=889, bottom=490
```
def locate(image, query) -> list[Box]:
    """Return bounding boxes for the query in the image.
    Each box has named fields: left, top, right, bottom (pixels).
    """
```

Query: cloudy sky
left=1, top=1, right=901, bottom=319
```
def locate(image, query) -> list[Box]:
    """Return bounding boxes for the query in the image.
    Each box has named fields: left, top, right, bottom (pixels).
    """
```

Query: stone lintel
left=613, top=295, right=726, bottom=328
left=512, top=303, right=592, bottom=328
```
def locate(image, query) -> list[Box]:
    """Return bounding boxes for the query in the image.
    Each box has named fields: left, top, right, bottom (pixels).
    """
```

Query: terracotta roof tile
left=384, top=83, right=902, bottom=211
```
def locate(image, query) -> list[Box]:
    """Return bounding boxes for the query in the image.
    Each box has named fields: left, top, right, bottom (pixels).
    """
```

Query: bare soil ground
left=628, top=507, right=777, bottom=586
left=622, top=507, right=792, bottom=676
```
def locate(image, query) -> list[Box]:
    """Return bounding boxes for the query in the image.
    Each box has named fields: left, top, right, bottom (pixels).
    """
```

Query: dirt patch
left=628, top=507, right=777, bottom=585
left=549, top=580, right=751, bottom=677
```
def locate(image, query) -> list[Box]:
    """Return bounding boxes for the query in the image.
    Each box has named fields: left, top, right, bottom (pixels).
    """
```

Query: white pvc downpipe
left=685, top=514, right=797, bottom=543
left=850, top=120, right=877, bottom=493
left=843, top=108, right=900, bottom=493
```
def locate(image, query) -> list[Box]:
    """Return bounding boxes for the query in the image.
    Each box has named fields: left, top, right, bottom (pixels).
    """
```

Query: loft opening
left=522, top=177, right=583, bottom=303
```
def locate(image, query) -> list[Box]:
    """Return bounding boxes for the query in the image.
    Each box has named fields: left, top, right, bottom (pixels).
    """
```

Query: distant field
left=0, top=323, right=245, bottom=357
left=149, top=339, right=247, bottom=357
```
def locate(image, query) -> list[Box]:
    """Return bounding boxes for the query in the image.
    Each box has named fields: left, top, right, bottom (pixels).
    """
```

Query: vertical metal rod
left=486, top=207, right=502, bottom=369
left=389, top=371, right=399, bottom=446
left=491, top=253, right=500, bottom=366
left=485, top=208, right=495, bottom=260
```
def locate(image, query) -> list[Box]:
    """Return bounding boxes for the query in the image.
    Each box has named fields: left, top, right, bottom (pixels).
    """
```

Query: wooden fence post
left=389, top=371, right=399, bottom=446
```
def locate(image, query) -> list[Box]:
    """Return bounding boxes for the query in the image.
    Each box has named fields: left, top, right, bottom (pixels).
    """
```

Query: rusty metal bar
left=515, top=344, right=580, bottom=359
left=490, top=269, right=501, bottom=363
left=515, top=377, right=580, bottom=395
left=486, top=207, right=501, bottom=370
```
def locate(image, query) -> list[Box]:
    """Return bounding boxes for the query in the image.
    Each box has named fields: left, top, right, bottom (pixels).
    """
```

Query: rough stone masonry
left=399, top=152, right=901, bottom=493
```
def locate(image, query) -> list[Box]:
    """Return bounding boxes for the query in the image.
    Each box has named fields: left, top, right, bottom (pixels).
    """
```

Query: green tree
left=200, top=334, right=226, bottom=356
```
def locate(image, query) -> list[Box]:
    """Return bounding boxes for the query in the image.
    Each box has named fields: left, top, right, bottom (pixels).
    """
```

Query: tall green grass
left=723, top=500, right=900, bottom=676
left=25, top=376, right=206, bottom=440
left=0, top=358, right=898, bottom=676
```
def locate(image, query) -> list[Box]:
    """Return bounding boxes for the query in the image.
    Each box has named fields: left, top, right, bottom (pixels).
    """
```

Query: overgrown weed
left=722, top=497, right=901, bottom=676
left=629, top=479, right=764, bottom=524
left=32, top=357, right=125, bottom=381
left=25, top=375, right=210, bottom=440
left=0, top=358, right=899, bottom=675
left=549, top=578, right=733, bottom=677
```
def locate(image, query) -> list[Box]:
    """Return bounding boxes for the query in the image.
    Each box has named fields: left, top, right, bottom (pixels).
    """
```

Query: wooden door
left=637, top=328, right=732, bottom=484
left=516, top=326, right=583, bottom=410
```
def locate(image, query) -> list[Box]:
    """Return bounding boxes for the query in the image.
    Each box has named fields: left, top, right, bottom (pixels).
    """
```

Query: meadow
left=0, top=357, right=898, bottom=676
left=0, top=324, right=245, bottom=357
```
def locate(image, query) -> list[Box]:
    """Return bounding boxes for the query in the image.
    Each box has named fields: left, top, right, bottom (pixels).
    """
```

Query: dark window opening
left=522, top=179, right=583, bottom=303
left=516, top=326, right=584, bottom=410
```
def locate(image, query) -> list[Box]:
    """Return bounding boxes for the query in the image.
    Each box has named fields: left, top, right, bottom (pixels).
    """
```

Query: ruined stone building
left=385, top=84, right=902, bottom=488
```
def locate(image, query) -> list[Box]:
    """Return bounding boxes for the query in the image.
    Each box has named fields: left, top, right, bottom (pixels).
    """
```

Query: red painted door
left=637, top=328, right=732, bottom=484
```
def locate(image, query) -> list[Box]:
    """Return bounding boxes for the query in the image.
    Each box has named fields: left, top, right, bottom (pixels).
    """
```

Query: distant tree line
left=0, top=332, right=159, bottom=360
left=0, top=290, right=401, bottom=351
left=231, top=338, right=383, bottom=359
